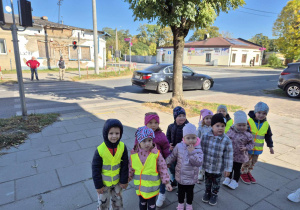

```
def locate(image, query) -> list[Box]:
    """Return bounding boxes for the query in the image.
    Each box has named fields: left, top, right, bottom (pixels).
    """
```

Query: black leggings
left=178, top=183, right=195, bottom=205
left=229, top=162, right=243, bottom=182
left=139, top=195, right=157, bottom=210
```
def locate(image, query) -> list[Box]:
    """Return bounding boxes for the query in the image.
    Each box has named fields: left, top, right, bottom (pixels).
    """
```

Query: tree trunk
left=170, top=28, right=185, bottom=107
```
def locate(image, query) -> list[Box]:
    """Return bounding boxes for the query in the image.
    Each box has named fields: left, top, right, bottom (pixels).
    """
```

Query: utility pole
left=129, top=38, right=131, bottom=70
left=78, top=32, right=81, bottom=77
left=115, top=28, right=118, bottom=51
left=57, top=0, right=63, bottom=24
left=92, top=0, right=99, bottom=74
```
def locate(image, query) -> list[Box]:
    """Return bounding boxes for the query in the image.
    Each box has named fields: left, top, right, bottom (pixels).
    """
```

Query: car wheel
left=202, top=79, right=211, bottom=90
left=285, top=83, right=300, bottom=98
left=157, top=82, right=169, bottom=94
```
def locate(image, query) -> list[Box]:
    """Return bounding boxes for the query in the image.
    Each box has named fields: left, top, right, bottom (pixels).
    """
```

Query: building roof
left=3, top=13, right=105, bottom=34
left=160, top=37, right=261, bottom=49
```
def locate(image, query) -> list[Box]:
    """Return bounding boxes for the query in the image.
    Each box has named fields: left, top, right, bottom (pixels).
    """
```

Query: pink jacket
left=166, top=138, right=203, bottom=185
left=134, top=130, right=170, bottom=159
left=128, top=144, right=170, bottom=185
left=226, top=126, right=254, bottom=163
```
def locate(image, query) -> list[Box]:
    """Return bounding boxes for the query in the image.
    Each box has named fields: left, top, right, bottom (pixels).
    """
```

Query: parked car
left=278, top=62, right=300, bottom=98
left=131, top=64, right=214, bottom=94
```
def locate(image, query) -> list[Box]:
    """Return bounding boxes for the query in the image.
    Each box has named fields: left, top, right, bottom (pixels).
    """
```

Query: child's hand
left=167, top=164, right=171, bottom=168
left=165, top=183, right=173, bottom=192
left=96, top=187, right=105, bottom=194
left=269, top=147, right=274, bottom=154
left=170, top=143, right=174, bottom=151
left=224, top=171, right=230, bottom=177
left=120, top=183, right=128, bottom=189
left=239, top=146, right=247, bottom=151
left=187, top=145, right=195, bottom=152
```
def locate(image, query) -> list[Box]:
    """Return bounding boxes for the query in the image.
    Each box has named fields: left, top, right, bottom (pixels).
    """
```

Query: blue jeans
left=31, top=68, right=38, bottom=80
left=160, top=183, right=165, bottom=194
left=169, top=161, right=177, bottom=185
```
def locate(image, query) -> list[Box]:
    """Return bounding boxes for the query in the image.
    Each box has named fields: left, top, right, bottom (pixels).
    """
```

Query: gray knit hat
left=254, top=102, right=269, bottom=114
left=217, top=105, right=227, bottom=113
left=234, top=110, right=247, bottom=125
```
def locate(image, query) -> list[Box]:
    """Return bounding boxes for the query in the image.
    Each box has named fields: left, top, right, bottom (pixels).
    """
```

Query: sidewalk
left=0, top=93, right=299, bottom=209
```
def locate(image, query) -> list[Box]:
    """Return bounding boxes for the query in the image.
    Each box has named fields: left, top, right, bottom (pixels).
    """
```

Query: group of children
left=92, top=101, right=274, bottom=210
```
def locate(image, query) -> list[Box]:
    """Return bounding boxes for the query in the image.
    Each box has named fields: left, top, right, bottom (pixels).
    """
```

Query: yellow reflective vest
left=248, top=118, right=269, bottom=155
left=97, top=142, right=124, bottom=187
left=131, top=151, right=161, bottom=199
left=225, top=119, right=233, bottom=133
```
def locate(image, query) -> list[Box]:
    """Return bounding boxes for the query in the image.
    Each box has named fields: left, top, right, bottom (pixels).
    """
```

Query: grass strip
left=143, top=100, right=244, bottom=118
left=0, top=113, right=59, bottom=150
left=71, top=68, right=133, bottom=81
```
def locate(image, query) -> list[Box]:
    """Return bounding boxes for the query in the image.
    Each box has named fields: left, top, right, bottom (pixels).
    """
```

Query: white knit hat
left=234, top=110, right=247, bottom=125
left=183, top=123, right=197, bottom=137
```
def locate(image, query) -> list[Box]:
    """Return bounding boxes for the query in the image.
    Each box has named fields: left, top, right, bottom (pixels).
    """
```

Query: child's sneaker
left=202, top=191, right=211, bottom=203
left=156, top=193, right=166, bottom=207
left=228, top=179, right=238, bottom=190
left=209, top=193, right=218, bottom=206
left=177, top=203, right=184, bottom=210
left=222, top=177, right=231, bottom=186
left=247, top=172, right=256, bottom=183
left=186, top=203, right=193, bottom=210
left=287, top=188, right=300, bottom=203
left=240, top=174, right=251, bottom=184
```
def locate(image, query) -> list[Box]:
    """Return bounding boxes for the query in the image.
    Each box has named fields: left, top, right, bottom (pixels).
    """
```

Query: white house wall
left=229, top=48, right=262, bottom=66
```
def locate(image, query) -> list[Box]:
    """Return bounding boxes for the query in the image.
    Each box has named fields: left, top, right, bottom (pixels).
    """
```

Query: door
left=182, top=66, right=196, bottom=89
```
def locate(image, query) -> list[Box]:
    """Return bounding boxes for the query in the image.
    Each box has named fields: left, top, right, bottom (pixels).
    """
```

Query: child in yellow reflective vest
left=129, top=126, right=172, bottom=210
left=92, top=119, right=129, bottom=210
left=217, top=105, right=233, bottom=133
left=240, top=102, right=275, bottom=185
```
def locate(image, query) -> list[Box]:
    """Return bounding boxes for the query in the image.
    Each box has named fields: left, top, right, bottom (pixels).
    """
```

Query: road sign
left=130, top=42, right=132, bottom=46
left=190, top=48, right=195, bottom=50
left=168, top=51, right=171, bottom=54
left=109, top=46, right=113, bottom=48
left=124, top=38, right=131, bottom=42
left=259, top=47, right=266, bottom=50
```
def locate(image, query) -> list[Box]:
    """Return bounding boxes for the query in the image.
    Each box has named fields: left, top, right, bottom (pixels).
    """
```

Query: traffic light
left=0, top=0, right=5, bottom=25
left=72, top=41, right=77, bottom=50
left=18, top=0, right=33, bottom=27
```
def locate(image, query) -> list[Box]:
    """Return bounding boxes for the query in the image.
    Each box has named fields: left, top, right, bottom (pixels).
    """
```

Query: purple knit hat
left=135, top=126, right=155, bottom=144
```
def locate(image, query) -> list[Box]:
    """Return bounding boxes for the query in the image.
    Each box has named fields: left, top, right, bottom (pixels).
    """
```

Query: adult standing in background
left=57, top=56, right=66, bottom=80
left=26, top=56, right=40, bottom=81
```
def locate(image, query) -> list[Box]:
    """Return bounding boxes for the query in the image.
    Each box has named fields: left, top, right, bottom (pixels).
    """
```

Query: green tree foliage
left=131, top=42, right=149, bottom=56
left=268, top=54, right=283, bottom=67
left=125, top=0, right=245, bottom=104
left=249, top=33, right=278, bottom=52
left=148, top=43, right=157, bottom=55
left=273, top=0, right=300, bottom=60
left=189, top=26, right=220, bottom=41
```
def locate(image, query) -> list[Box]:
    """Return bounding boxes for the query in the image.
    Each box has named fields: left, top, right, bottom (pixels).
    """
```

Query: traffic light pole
left=77, top=32, right=81, bottom=78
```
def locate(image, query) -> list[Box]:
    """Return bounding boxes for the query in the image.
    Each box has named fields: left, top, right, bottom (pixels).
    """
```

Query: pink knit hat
left=199, top=109, right=213, bottom=122
left=144, top=114, right=160, bottom=126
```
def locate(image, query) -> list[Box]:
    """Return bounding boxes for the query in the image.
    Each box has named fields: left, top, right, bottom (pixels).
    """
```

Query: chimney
left=41, top=16, right=48, bottom=20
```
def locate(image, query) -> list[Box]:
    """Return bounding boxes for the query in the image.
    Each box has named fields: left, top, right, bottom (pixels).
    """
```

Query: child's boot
left=177, top=203, right=184, bottom=210
left=247, top=172, right=256, bottom=183
left=186, top=203, right=193, bottom=210
left=202, top=191, right=211, bottom=203
left=209, top=193, right=218, bottom=206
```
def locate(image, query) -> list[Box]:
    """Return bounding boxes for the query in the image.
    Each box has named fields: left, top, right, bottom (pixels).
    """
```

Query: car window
left=164, top=67, right=171, bottom=74
left=168, top=66, right=173, bottom=73
left=182, top=67, right=193, bottom=74
left=286, top=64, right=299, bottom=73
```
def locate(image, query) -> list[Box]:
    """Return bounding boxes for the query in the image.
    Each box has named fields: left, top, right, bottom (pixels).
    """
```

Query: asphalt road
left=0, top=68, right=281, bottom=118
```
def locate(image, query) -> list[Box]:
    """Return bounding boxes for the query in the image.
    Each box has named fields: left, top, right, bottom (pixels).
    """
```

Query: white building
left=156, top=37, right=262, bottom=66
left=0, top=14, right=108, bottom=70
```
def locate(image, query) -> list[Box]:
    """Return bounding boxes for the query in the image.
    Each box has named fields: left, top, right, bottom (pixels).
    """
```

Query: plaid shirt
left=201, top=130, right=233, bottom=174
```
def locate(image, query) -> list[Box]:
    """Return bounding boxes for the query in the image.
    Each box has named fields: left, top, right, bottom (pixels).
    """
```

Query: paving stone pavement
left=0, top=92, right=300, bottom=210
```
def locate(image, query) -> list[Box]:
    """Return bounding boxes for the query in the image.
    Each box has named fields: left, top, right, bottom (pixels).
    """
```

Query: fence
left=123, top=55, right=157, bottom=64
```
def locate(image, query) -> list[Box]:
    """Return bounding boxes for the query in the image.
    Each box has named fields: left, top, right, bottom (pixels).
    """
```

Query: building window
left=242, top=54, right=247, bottom=63
left=81, top=46, right=91, bottom=61
left=232, top=53, right=236, bottom=63
left=206, top=53, right=211, bottom=62
left=256, top=54, right=259, bottom=62
left=0, top=39, right=7, bottom=54
left=69, top=46, right=77, bottom=60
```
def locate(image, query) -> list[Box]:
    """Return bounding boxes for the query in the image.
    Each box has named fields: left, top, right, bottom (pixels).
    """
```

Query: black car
left=131, top=64, right=214, bottom=94
left=278, top=62, right=300, bottom=98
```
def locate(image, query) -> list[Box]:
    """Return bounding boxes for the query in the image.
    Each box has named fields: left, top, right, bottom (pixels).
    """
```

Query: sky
left=4, top=0, right=289, bottom=40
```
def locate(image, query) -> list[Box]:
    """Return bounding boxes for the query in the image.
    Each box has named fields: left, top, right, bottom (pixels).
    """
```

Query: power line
left=242, top=7, right=278, bottom=15
left=236, top=10, right=272, bottom=17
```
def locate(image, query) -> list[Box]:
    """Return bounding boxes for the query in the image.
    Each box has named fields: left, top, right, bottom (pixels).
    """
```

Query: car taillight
left=280, top=72, right=291, bottom=75
left=142, top=74, right=152, bottom=80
